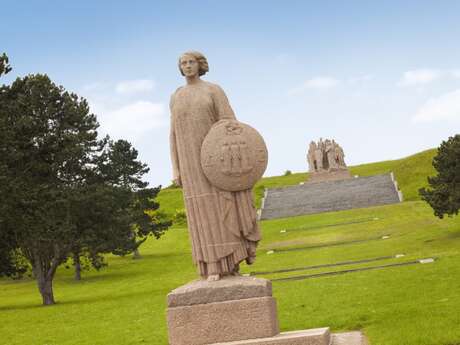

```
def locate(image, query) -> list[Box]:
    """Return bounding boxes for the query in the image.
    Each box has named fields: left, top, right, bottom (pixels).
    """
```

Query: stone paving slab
left=212, top=327, right=330, bottom=345
left=331, top=331, right=369, bottom=345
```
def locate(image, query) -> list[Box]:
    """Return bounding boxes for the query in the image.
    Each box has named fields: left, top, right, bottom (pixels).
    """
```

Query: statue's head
left=178, top=51, right=209, bottom=77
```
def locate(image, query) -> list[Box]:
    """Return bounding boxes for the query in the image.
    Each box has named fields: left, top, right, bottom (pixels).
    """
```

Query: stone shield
left=201, top=120, right=268, bottom=192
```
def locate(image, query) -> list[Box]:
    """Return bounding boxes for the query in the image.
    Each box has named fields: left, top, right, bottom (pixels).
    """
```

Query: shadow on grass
left=267, top=234, right=391, bottom=252
left=127, top=251, right=191, bottom=260
left=60, top=267, right=145, bottom=284
left=446, top=228, right=460, bottom=239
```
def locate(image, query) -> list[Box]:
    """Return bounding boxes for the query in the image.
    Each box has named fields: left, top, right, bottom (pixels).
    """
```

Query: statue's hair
left=178, top=51, right=209, bottom=76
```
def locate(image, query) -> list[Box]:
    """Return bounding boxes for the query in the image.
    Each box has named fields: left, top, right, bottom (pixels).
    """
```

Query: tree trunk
left=35, top=268, right=55, bottom=306
left=73, top=253, right=81, bottom=281
left=132, top=248, right=142, bottom=260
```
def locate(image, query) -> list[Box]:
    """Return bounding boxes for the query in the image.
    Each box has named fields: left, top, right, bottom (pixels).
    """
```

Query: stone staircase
left=260, top=173, right=402, bottom=220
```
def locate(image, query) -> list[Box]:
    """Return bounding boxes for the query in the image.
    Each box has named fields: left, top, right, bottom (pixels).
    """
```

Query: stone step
left=260, top=173, right=401, bottom=220
left=331, top=332, right=370, bottom=345
left=212, top=329, right=369, bottom=345
left=213, top=328, right=330, bottom=345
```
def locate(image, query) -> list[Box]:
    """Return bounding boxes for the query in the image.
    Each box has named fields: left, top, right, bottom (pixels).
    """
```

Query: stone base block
left=167, top=276, right=272, bottom=307
left=212, top=328, right=331, bottom=345
left=307, top=169, right=351, bottom=183
left=167, top=296, right=279, bottom=345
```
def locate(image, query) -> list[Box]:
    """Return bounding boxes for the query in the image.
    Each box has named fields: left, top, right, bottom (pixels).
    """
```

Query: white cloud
left=412, top=89, right=460, bottom=123
left=115, top=79, right=155, bottom=95
left=95, top=101, right=166, bottom=142
left=80, top=80, right=167, bottom=144
left=289, top=76, right=340, bottom=95
left=399, top=69, right=442, bottom=86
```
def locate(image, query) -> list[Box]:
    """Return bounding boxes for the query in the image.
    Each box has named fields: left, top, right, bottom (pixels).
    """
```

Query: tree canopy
left=420, top=134, right=460, bottom=218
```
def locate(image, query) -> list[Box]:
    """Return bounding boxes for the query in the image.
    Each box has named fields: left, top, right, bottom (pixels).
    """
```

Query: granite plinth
left=167, top=277, right=279, bottom=345
left=168, top=296, right=279, bottom=345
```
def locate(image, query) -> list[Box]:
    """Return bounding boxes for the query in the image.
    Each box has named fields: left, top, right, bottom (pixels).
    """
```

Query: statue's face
left=180, top=55, right=200, bottom=77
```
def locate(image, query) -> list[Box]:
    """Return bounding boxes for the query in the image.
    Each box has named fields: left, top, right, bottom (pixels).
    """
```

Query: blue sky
left=2, top=1, right=460, bottom=186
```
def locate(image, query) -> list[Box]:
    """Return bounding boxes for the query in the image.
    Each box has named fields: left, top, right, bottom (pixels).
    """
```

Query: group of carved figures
left=307, top=138, right=347, bottom=173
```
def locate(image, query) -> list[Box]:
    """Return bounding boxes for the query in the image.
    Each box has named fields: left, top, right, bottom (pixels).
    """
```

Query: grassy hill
left=158, top=148, right=437, bottom=211
left=2, top=147, right=459, bottom=345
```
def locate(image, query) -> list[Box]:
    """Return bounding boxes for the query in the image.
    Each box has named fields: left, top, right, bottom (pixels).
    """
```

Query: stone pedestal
left=167, top=277, right=279, bottom=345
left=166, top=276, right=332, bottom=345
left=307, top=168, right=351, bottom=184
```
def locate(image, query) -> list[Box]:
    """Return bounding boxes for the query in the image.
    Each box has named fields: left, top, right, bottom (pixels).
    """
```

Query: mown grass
left=2, top=148, right=458, bottom=345
left=1, top=201, right=459, bottom=345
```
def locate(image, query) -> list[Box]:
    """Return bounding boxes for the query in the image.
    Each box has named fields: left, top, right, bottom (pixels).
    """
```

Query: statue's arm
left=169, top=96, right=181, bottom=186
left=212, top=84, right=236, bottom=121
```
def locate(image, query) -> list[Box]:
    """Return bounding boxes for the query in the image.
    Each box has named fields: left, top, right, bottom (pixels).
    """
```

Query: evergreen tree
left=71, top=139, right=171, bottom=279
left=420, top=135, right=460, bottom=218
left=0, top=74, right=100, bottom=304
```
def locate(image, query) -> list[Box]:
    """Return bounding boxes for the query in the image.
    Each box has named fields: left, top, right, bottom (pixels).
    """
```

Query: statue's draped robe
left=170, top=81, right=261, bottom=277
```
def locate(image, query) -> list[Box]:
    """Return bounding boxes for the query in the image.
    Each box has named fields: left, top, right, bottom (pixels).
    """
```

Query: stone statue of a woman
left=169, top=51, right=261, bottom=282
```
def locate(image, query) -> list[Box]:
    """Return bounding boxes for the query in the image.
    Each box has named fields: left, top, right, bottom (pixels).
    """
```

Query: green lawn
left=2, top=148, right=460, bottom=345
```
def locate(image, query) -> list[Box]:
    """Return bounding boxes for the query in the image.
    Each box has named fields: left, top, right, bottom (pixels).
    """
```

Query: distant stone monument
left=307, top=138, right=351, bottom=183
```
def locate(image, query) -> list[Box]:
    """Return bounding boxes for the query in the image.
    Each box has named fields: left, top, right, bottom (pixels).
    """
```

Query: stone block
left=307, top=169, right=351, bottom=184
left=167, top=276, right=272, bottom=307
left=167, top=296, right=279, bottom=345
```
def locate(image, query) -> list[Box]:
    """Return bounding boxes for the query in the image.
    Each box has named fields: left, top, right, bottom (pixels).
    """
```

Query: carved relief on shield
left=201, top=120, right=268, bottom=192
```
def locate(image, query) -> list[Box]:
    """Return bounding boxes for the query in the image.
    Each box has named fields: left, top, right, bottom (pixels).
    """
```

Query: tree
left=420, top=135, right=460, bottom=218
left=70, top=139, right=171, bottom=278
left=0, top=53, right=12, bottom=77
left=95, top=140, right=171, bottom=261
left=0, top=74, right=101, bottom=304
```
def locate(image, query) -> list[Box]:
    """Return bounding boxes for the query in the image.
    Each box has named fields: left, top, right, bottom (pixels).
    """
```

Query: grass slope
left=157, top=148, right=437, bottom=212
